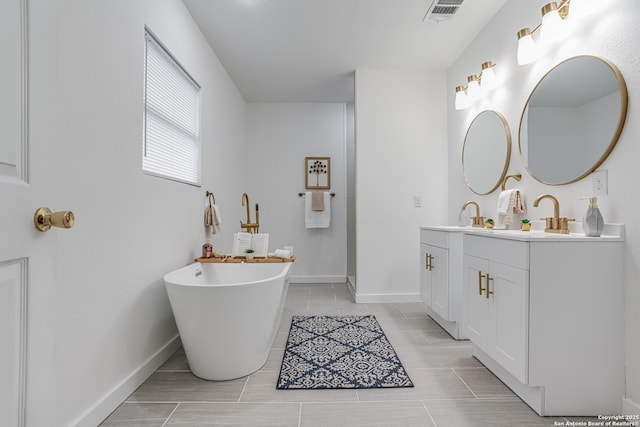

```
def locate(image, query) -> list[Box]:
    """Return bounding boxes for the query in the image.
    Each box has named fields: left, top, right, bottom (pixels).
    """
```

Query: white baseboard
left=347, top=276, right=356, bottom=295
left=71, top=334, right=181, bottom=427
left=355, top=292, right=421, bottom=304
left=290, top=275, right=346, bottom=284
left=623, top=396, right=640, bottom=415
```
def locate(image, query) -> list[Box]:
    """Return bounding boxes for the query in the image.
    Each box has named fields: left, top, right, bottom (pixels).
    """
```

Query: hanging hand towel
left=311, top=191, right=325, bottom=211
left=212, top=204, right=222, bottom=234
left=305, top=192, right=331, bottom=228
left=497, top=189, right=526, bottom=214
left=496, top=189, right=526, bottom=227
left=205, top=204, right=221, bottom=235
left=213, top=204, right=222, bottom=226
left=497, top=190, right=514, bottom=214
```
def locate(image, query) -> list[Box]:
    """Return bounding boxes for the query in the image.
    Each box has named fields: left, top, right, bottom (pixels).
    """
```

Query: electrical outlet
left=413, top=195, right=422, bottom=208
left=593, top=170, right=608, bottom=196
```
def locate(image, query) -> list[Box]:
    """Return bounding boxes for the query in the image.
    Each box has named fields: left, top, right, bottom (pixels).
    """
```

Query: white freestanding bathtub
left=164, top=261, right=292, bottom=380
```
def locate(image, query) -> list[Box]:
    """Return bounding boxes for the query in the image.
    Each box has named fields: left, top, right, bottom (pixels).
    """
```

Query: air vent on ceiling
left=424, top=0, right=464, bottom=22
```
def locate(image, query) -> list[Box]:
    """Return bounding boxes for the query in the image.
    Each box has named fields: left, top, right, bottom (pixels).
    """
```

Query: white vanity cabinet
left=462, top=229, right=625, bottom=416
left=464, top=237, right=529, bottom=383
left=419, top=227, right=464, bottom=339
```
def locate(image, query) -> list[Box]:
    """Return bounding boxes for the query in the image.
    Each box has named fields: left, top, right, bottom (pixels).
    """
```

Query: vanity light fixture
left=453, top=62, right=497, bottom=110
left=517, top=1, right=571, bottom=65
left=516, top=0, right=602, bottom=65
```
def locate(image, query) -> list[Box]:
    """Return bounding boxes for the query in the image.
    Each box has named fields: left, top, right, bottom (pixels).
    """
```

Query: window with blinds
left=143, top=30, right=201, bottom=185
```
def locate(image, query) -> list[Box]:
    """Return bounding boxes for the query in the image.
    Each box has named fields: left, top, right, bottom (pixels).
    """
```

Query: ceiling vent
left=423, top=0, right=464, bottom=22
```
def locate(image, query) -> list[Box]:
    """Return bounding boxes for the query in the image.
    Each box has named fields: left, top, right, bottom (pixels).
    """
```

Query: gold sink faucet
left=533, top=194, right=574, bottom=234
left=462, top=201, right=484, bottom=227
left=240, top=193, right=260, bottom=233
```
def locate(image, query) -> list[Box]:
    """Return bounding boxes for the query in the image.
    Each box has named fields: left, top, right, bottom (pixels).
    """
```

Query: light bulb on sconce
left=517, top=28, right=540, bottom=65
left=466, top=75, right=481, bottom=101
left=480, top=62, right=497, bottom=90
left=540, top=2, right=565, bottom=45
left=455, top=85, right=469, bottom=110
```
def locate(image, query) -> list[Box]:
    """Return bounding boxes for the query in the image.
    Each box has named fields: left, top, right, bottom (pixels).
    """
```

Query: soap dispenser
left=581, top=196, right=604, bottom=237
left=458, top=206, right=470, bottom=227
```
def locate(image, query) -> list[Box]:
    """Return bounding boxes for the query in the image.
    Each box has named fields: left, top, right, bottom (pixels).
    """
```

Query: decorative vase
left=245, top=252, right=255, bottom=260
left=521, top=223, right=531, bottom=231
left=485, top=222, right=494, bottom=229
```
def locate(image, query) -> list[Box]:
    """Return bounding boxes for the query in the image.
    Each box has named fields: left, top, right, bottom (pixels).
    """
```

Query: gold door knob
left=34, top=207, right=75, bottom=232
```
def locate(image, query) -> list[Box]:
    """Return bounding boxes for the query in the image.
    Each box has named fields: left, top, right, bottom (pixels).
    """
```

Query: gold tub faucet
left=462, top=201, right=484, bottom=227
left=533, top=194, right=574, bottom=234
left=240, top=193, right=260, bottom=233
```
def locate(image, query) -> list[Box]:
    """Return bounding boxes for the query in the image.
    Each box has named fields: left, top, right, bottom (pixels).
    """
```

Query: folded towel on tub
left=274, top=249, right=292, bottom=259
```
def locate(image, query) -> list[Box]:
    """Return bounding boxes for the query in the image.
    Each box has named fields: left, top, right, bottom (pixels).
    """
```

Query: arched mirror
left=519, top=56, right=628, bottom=185
left=463, top=110, right=511, bottom=195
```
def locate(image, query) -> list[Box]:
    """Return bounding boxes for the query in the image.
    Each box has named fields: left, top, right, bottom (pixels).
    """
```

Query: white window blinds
left=143, top=31, right=201, bottom=185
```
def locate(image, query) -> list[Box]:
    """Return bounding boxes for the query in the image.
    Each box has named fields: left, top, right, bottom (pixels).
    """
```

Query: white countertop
left=420, top=222, right=625, bottom=242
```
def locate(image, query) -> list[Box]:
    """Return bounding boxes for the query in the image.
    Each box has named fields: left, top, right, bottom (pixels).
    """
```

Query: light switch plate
left=413, top=195, right=422, bottom=208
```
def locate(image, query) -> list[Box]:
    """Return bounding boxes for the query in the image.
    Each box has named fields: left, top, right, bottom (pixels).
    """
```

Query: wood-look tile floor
left=99, top=283, right=590, bottom=426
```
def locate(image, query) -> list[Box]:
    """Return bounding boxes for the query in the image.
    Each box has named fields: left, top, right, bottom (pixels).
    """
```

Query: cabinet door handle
left=485, top=273, right=494, bottom=299
left=478, top=271, right=486, bottom=296
left=425, top=253, right=434, bottom=271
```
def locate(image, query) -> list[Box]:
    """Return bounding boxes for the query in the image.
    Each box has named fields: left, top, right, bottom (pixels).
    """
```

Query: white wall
left=29, top=0, right=247, bottom=425
left=245, top=103, right=347, bottom=283
left=447, top=0, right=640, bottom=411
left=346, top=104, right=356, bottom=280
left=355, top=69, right=448, bottom=302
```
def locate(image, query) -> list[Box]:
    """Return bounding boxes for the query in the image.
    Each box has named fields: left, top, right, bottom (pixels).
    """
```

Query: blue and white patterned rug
left=277, top=315, right=414, bottom=389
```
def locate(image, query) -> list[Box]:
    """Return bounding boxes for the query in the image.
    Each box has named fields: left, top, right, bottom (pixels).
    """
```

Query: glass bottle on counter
left=202, top=240, right=213, bottom=258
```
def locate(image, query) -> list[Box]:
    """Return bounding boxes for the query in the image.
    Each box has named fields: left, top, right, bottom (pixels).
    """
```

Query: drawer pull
left=478, top=271, right=486, bottom=296
left=425, top=253, right=434, bottom=271
left=486, top=273, right=494, bottom=299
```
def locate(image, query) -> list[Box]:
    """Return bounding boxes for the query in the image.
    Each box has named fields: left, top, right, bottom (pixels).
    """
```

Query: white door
left=430, top=246, right=449, bottom=319
left=463, top=254, right=489, bottom=351
left=488, top=261, right=529, bottom=384
left=1, top=1, right=59, bottom=425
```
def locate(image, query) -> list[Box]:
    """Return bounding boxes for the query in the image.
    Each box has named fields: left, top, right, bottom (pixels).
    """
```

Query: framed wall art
left=305, top=157, right=330, bottom=189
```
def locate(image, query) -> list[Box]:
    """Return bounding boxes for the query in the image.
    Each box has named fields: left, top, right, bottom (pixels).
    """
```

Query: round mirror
left=463, top=110, right=511, bottom=195
left=519, top=56, right=628, bottom=185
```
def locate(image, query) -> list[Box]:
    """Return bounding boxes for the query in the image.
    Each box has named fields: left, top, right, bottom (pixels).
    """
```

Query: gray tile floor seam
left=421, top=400, right=439, bottom=427
left=160, top=402, right=180, bottom=427
left=450, top=368, right=479, bottom=399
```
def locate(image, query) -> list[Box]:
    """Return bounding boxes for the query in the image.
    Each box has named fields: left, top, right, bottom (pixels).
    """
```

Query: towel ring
left=501, top=174, right=522, bottom=191
left=206, top=191, right=216, bottom=206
